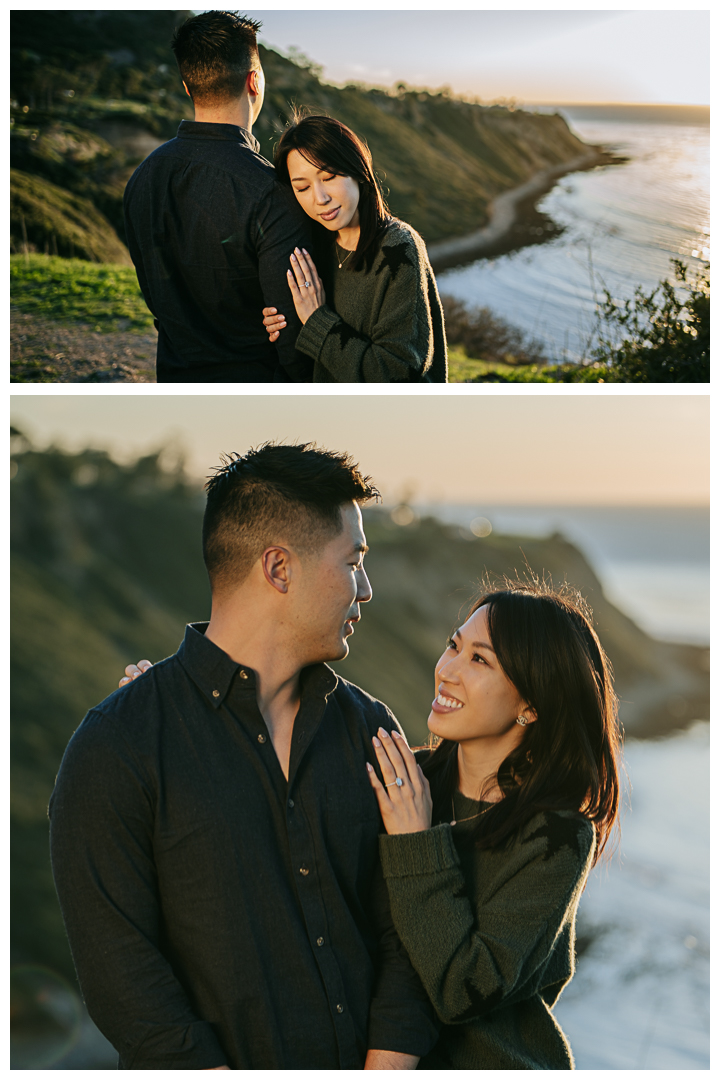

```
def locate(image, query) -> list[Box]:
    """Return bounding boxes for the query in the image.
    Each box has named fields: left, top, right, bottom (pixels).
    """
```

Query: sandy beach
left=427, top=149, right=610, bottom=270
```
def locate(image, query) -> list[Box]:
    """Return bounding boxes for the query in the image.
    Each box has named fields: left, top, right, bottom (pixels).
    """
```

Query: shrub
left=590, top=259, right=709, bottom=383
left=441, top=294, right=548, bottom=367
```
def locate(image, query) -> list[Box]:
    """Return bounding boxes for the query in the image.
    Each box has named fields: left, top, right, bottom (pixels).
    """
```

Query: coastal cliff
left=11, top=9, right=604, bottom=259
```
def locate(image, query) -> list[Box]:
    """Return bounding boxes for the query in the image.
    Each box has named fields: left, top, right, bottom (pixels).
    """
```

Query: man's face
left=295, top=502, right=372, bottom=664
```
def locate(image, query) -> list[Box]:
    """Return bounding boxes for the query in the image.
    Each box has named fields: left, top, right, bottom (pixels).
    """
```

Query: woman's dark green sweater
left=295, top=218, right=448, bottom=382
left=379, top=790, right=596, bottom=1070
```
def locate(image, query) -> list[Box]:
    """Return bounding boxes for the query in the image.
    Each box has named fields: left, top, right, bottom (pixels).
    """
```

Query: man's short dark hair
left=202, top=442, right=380, bottom=595
left=171, top=11, right=262, bottom=107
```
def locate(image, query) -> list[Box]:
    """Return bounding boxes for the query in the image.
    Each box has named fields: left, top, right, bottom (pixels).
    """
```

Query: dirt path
left=427, top=149, right=616, bottom=270
left=10, top=308, right=157, bottom=382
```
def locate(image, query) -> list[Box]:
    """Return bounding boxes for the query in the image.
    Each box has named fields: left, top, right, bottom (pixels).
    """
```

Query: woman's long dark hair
left=274, top=113, right=390, bottom=272
left=422, top=578, right=622, bottom=864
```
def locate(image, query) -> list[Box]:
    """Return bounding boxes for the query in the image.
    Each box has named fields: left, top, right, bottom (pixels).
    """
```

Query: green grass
left=447, top=347, right=514, bottom=381
left=447, top=346, right=616, bottom=382
left=9, top=255, right=612, bottom=380
left=447, top=346, right=570, bottom=382
left=10, top=254, right=153, bottom=332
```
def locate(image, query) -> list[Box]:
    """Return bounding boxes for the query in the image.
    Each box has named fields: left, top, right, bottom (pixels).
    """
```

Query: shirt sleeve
left=378, top=815, right=595, bottom=1025
left=294, top=235, right=439, bottom=382
left=123, top=181, right=155, bottom=323
left=365, top=861, right=439, bottom=1057
left=254, top=182, right=315, bottom=382
left=48, top=711, right=228, bottom=1069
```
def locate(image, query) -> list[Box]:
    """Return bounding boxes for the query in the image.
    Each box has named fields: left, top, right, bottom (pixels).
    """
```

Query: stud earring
left=516, top=715, right=528, bottom=726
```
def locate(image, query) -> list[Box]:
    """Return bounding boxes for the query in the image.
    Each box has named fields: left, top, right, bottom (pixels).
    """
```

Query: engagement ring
left=385, top=777, right=403, bottom=788
left=304, top=281, right=311, bottom=288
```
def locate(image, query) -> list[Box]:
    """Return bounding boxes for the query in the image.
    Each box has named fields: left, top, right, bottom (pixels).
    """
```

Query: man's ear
left=260, top=546, right=292, bottom=594
left=182, top=80, right=191, bottom=99
left=247, top=69, right=261, bottom=97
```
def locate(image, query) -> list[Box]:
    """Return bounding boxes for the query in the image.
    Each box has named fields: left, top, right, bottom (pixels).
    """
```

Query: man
left=49, top=443, right=437, bottom=1069
left=123, top=12, right=312, bottom=382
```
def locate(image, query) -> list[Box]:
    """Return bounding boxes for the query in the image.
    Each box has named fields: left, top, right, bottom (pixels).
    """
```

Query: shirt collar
left=177, top=622, right=338, bottom=710
left=177, top=119, right=260, bottom=154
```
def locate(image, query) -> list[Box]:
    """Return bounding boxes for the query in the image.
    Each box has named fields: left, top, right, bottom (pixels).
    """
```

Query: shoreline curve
left=427, top=148, right=615, bottom=270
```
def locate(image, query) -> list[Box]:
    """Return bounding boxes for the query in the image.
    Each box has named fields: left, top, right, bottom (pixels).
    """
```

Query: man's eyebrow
left=453, top=629, right=495, bottom=653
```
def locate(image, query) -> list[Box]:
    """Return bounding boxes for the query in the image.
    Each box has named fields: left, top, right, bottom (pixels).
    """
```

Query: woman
left=365, top=581, right=621, bottom=1069
left=262, top=114, right=448, bottom=382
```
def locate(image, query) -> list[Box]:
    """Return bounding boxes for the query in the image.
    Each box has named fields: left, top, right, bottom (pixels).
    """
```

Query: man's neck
left=192, top=98, right=253, bottom=134
left=205, top=608, right=305, bottom=780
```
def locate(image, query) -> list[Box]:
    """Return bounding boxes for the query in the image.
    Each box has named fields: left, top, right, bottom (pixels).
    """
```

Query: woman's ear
left=518, top=706, right=538, bottom=726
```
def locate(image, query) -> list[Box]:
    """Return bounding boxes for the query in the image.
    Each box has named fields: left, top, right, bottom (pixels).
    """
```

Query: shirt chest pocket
left=325, top=781, right=380, bottom=861
left=325, top=780, right=380, bottom=828
left=154, top=799, right=223, bottom=860
left=321, top=785, right=381, bottom=891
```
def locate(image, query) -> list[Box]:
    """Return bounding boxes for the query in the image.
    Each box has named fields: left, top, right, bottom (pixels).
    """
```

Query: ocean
left=555, top=720, right=709, bottom=1069
left=436, top=105, right=710, bottom=363
left=417, top=504, right=709, bottom=646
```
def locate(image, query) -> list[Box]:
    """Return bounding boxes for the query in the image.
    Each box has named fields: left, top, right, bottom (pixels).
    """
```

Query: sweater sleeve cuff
left=295, top=304, right=342, bottom=360
left=379, top=824, right=459, bottom=879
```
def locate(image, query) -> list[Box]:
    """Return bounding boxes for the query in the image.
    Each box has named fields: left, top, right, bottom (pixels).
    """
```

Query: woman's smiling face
left=286, top=149, right=361, bottom=232
left=428, top=605, right=535, bottom=746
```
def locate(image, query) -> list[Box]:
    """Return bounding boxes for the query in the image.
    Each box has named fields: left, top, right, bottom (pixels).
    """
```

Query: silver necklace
left=336, top=242, right=353, bottom=269
left=450, top=795, right=492, bottom=827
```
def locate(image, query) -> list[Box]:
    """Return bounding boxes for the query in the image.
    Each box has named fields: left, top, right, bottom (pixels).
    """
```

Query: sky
left=237, top=8, right=711, bottom=106
left=10, top=393, right=709, bottom=507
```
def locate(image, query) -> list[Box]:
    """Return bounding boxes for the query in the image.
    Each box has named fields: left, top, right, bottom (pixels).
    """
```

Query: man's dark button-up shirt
left=49, top=624, right=437, bottom=1069
left=123, top=121, right=313, bottom=383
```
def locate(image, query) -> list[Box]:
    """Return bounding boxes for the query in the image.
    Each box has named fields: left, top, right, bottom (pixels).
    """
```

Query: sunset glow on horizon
left=238, top=9, right=710, bottom=108
left=11, top=395, right=709, bottom=509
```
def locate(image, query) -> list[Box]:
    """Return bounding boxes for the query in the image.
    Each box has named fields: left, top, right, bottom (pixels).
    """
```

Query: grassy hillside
left=11, top=438, right=709, bottom=983
left=11, top=440, right=209, bottom=978
left=11, top=169, right=132, bottom=265
left=11, top=9, right=594, bottom=258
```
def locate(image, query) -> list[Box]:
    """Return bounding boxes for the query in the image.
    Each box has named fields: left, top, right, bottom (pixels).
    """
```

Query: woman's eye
left=294, top=185, right=309, bottom=193
left=446, top=638, right=457, bottom=651
left=471, top=653, right=487, bottom=664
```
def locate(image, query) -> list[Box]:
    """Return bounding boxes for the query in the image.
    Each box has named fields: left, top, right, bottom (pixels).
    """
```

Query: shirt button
left=316, top=937, right=324, bottom=947
left=299, top=866, right=309, bottom=876
left=239, top=669, right=248, bottom=680
left=288, top=799, right=294, bottom=808
left=212, top=690, right=220, bottom=698
left=257, top=734, right=266, bottom=744
left=336, top=1004, right=344, bottom=1014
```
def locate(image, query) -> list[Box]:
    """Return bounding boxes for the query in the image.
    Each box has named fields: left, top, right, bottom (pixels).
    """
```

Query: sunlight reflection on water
left=437, top=110, right=709, bottom=362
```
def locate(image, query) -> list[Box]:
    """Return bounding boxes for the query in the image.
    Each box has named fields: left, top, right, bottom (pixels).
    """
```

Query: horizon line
left=519, top=100, right=710, bottom=109
left=397, top=500, right=709, bottom=510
